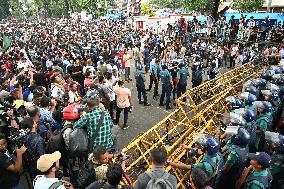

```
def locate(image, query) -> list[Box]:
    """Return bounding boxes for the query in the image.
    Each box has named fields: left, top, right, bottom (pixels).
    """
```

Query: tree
left=232, top=0, right=265, bottom=13
left=140, top=2, right=156, bottom=17
left=150, top=0, right=183, bottom=10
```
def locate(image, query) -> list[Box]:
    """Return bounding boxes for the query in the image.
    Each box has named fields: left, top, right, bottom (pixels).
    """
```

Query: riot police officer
left=135, top=63, right=151, bottom=106
left=150, top=59, right=160, bottom=100
left=177, top=62, right=190, bottom=99
left=169, top=135, right=222, bottom=187
left=159, top=64, right=173, bottom=110
left=265, top=132, right=284, bottom=188
left=219, top=127, right=250, bottom=189
left=252, top=101, right=272, bottom=151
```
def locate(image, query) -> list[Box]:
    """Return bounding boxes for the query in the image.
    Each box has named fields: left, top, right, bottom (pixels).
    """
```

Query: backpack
left=47, top=124, right=73, bottom=153
left=77, top=160, right=97, bottom=189
left=145, top=172, right=174, bottom=189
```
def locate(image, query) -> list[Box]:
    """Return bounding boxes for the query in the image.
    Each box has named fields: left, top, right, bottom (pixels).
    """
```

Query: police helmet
left=245, top=85, right=259, bottom=98
left=225, top=96, right=244, bottom=109
left=266, top=83, right=280, bottom=92
left=272, top=74, right=284, bottom=84
left=243, top=109, right=256, bottom=122
left=265, top=131, right=284, bottom=153
left=253, top=101, right=272, bottom=112
left=239, top=92, right=257, bottom=105
left=261, top=70, right=275, bottom=80
left=271, top=66, right=281, bottom=74
left=229, top=112, right=246, bottom=126
left=194, top=135, right=220, bottom=155
left=253, top=79, right=267, bottom=89
left=231, top=127, right=251, bottom=147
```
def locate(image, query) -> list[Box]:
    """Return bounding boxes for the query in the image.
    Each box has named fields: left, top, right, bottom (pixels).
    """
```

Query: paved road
left=115, top=65, right=229, bottom=149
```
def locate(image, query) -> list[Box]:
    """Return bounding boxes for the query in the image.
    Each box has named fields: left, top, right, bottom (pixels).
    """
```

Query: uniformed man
left=169, top=135, right=222, bottom=187
left=151, top=59, right=160, bottom=100
left=264, top=132, right=284, bottom=184
left=135, top=63, right=151, bottom=106
left=236, top=152, right=272, bottom=189
left=192, top=62, right=205, bottom=88
left=219, top=128, right=250, bottom=189
left=177, top=62, right=190, bottom=99
left=252, top=101, right=272, bottom=151
left=159, top=64, right=173, bottom=110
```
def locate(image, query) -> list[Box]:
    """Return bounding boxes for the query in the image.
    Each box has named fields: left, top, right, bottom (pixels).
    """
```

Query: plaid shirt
left=73, top=107, right=113, bottom=149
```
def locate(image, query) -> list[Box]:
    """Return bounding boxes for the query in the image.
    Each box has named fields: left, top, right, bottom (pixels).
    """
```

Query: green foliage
left=140, top=2, right=156, bottom=17
left=0, top=0, right=109, bottom=19
left=232, top=0, right=265, bottom=12
left=150, top=0, right=182, bottom=9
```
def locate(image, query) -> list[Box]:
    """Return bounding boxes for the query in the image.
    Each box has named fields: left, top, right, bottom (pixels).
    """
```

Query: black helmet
left=231, top=127, right=251, bottom=147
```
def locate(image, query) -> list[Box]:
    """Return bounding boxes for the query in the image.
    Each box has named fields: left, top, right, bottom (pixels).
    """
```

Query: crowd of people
left=0, top=13, right=283, bottom=189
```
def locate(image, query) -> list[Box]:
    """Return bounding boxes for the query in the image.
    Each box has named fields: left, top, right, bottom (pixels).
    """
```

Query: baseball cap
left=248, top=152, right=271, bottom=168
left=37, top=151, right=61, bottom=172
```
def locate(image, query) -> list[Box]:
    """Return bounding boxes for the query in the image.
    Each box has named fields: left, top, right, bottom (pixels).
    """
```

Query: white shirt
left=105, top=80, right=115, bottom=101
left=51, top=85, right=64, bottom=100
left=33, top=175, right=66, bottom=189
left=46, top=60, right=53, bottom=68
left=83, top=66, right=95, bottom=74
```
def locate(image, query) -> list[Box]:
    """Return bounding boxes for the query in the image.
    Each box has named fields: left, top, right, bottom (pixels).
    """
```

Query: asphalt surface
left=115, top=65, right=229, bottom=149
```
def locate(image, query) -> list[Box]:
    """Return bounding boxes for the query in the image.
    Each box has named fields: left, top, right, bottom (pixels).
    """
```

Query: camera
left=8, top=128, right=30, bottom=152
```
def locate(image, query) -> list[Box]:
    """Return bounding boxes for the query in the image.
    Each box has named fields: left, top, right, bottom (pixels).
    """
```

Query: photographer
left=21, top=117, right=45, bottom=179
left=0, top=132, right=27, bottom=189
left=34, top=151, right=73, bottom=189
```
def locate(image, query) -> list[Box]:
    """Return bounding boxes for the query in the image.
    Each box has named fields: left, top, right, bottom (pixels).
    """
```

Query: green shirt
left=269, top=152, right=284, bottom=176
left=73, top=107, right=113, bottom=149
left=225, top=145, right=246, bottom=167
left=152, top=64, right=160, bottom=75
left=193, top=154, right=220, bottom=177
left=243, top=169, right=269, bottom=189
left=254, top=114, right=269, bottom=149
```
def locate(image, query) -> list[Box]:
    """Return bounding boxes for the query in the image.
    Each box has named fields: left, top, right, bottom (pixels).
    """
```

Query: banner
left=2, top=35, right=12, bottom=51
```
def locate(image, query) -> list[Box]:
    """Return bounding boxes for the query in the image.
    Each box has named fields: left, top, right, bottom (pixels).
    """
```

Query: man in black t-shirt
left=0, top=133, right=27, bottom=189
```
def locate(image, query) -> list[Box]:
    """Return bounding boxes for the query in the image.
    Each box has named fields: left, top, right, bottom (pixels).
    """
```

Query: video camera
left=8, top=128, right=30, bottom=153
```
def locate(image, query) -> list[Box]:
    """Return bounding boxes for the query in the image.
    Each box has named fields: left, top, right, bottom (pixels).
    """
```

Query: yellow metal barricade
left=122, top=62, right=262, bottom=187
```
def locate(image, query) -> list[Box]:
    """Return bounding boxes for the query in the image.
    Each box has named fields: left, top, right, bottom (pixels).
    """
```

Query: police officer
left=236, top=152, right=272, bottom=189
left=192, top=62, right=205, bottom=88
left=265, top=132, right=284, bottom=188
left=252, top=101, right=272, bottom=151
left=169, top=135, right=222, bottom=187
left=150, top=59, right=160, bottom=100
left=159, top=64, right=173, bottom=110
left=135, top=63, right=151, bottom=106
left=219, top=127, right=250, bottom=189
left=177, top=62, right=190, bottom=99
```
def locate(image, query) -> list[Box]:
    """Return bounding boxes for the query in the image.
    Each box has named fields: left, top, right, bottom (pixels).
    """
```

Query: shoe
left=122, top=124, right=129, bottom=130
left=144, top=103, right=151, bottom=106
left=159, top=103, right=164, bottom=106
left=166, top=106, right=172, bottom=110
left=146, top=89, right=151, bottom=91
left=139, top=101, right=144, bottom=104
